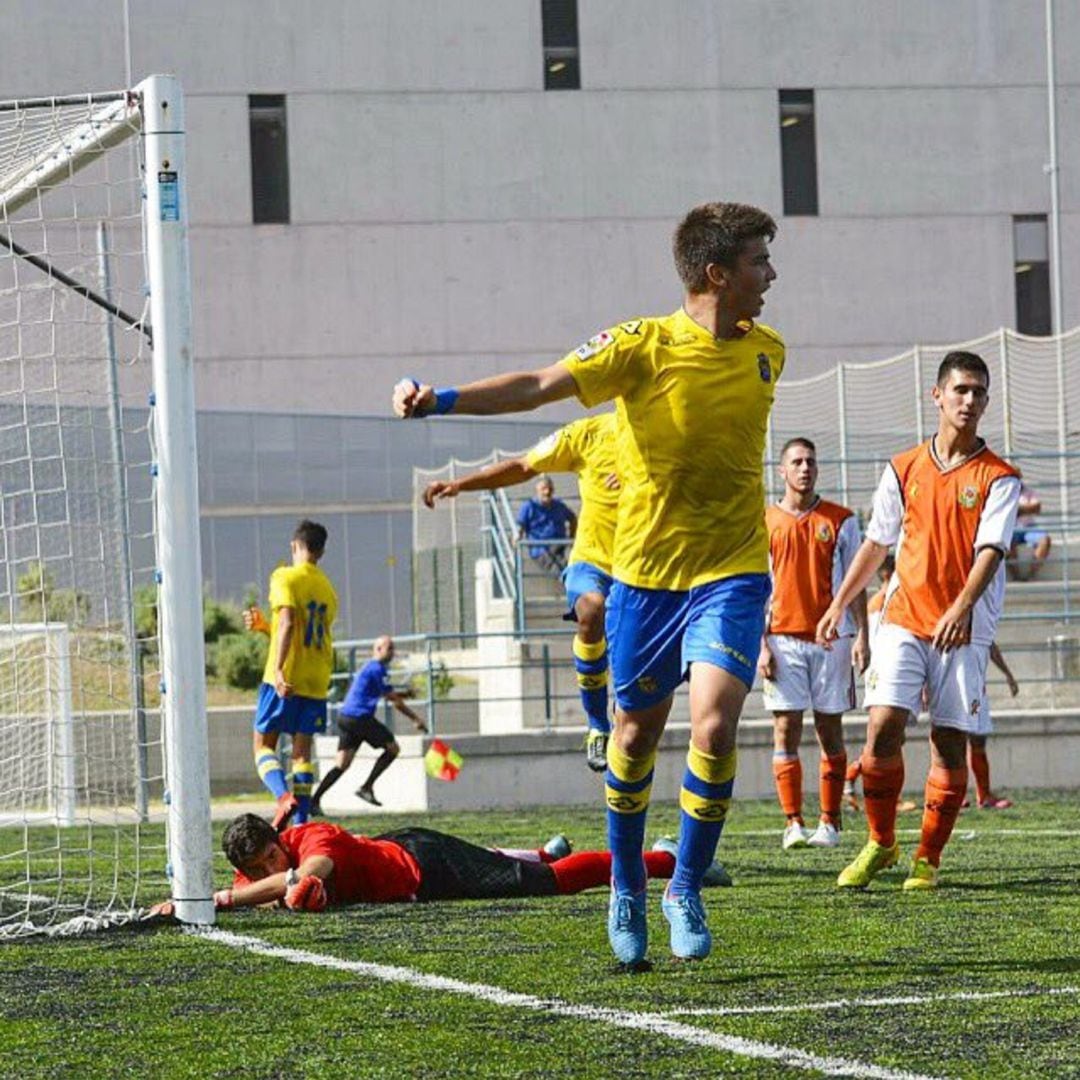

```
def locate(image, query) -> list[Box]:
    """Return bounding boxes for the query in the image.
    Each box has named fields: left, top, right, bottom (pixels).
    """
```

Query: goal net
left=0, top=78, right=212, bottom=936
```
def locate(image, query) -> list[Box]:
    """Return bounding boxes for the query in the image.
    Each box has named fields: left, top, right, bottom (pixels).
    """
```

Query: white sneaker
left=782, top=821, right=809, bottom=850
left=806, top=821, right=841, bottom=848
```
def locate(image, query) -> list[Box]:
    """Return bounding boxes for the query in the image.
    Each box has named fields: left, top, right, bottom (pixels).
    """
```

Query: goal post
left=142, top=75, right=213, bottom=928
left=0, top=75, right=212, bottom=934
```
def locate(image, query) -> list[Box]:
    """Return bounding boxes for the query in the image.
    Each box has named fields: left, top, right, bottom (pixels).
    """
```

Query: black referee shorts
left=378, top=827, right=558, bottom=902
left=336, top=712, right=395, bottom=753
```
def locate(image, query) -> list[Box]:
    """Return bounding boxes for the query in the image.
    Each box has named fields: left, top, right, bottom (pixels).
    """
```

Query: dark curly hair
left=673, top=202, right=777, bottom=293
left=222, top=813, right=278, bottom=870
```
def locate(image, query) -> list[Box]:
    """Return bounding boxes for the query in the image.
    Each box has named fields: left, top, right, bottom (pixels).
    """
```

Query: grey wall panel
left=818, top=88, right=1052, bottom=216
left=184, top=96, right=251, bottom=225
left=189, top=219, right=683, bottom=363
left=582, top=0, right=1066, bottom=89
left=130, top=0, right=539, bottom=94
left=0, top=1, right=127, bottom=97
left=767, top=215, right=1015, bottom=348
left=290, top=90, right=778, bottom=224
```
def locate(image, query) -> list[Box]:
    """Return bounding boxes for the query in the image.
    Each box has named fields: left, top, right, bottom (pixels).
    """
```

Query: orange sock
left=772, top=753, right=802, bottom=821
left=845, top=759, right=862, bottom=784
left=968, top=744, right=991, bottom=804
left=861, top=752, right=904, bottom=847
left=915, top=765, right=968, bottom=867
left=819, top=752, right=847, bottom=825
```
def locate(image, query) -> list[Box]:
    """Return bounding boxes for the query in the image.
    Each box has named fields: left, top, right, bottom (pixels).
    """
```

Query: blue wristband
left=433, top=387, right=459, bottom=415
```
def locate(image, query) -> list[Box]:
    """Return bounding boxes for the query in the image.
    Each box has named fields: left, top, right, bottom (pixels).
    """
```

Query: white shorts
left=762, top=634, right=855, bottom=714
left=864, top=623, right=990, bottom=734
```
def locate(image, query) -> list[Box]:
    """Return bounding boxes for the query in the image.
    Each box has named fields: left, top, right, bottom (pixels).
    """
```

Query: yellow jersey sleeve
left=268, top=566, right=294, bottom=612
left=524, top=425, right=583, bottom=475
left=559, top=322, right=646, bottom=409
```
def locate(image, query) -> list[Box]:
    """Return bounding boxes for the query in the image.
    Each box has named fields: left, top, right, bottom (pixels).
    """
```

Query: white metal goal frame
left=0, top=75, right=212, bottom=933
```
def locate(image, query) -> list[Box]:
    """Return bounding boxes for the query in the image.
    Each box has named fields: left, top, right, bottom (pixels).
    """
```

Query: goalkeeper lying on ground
left=151, top=814, right=730, bottom=915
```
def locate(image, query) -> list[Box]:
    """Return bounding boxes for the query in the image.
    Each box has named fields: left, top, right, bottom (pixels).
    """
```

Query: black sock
left=363, top=749, right=397, bottom=791
left=312, top=766, right=343, bottom=805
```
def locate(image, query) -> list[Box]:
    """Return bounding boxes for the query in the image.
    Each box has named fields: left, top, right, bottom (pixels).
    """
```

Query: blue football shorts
left=561, top=560, right=614, bottom=621
left=252, top=682, right=328, bottom=736
left=605, top=573, right=770, bottom=711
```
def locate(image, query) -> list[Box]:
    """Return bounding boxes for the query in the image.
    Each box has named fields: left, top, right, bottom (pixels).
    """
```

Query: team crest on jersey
left=958, top=485, right=980, bottom=510
left=575, top=330, right=615, bottom=361
left=757, top=353, right=772, bottom=382
left=815, top=523, right=833, bottom=543
left=637, top=675, right=658, bottom=695
left=908, top=481, right=920, bottom=500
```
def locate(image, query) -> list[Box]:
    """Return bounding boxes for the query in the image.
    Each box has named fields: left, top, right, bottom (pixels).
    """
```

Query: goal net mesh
left=0, top=90, right=165, bottom=936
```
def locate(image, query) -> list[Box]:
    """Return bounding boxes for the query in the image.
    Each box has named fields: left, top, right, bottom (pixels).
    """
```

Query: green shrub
left=215, top=632, right=268, bottom=691
left=203, top=594, right=242, bottom=643
left=16, top=562, right=90, bottom=626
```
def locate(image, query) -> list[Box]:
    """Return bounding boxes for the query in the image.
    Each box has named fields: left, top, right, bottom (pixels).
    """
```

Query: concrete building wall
left=1, top=0, right=1077, bottom=629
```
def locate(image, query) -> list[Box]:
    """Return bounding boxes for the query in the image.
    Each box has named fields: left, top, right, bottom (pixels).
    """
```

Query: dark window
left=542, top=0, right=580, bottom=90
left=1013, top=215, right=1051, bottom=336
left=249, top=95, right=289, bottom=224
left=779, top=89, right=818, bottom=216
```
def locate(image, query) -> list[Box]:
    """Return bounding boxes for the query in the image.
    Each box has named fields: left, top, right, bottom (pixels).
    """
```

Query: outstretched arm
left=423, top=456, right=537, bottom=508
left=387, top=691, right=429, bottom=733
left=393, top=363, right=577, bottom=418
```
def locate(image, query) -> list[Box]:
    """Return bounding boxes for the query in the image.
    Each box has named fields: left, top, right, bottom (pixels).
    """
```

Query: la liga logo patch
left=575, top=330, right=615, bottom=361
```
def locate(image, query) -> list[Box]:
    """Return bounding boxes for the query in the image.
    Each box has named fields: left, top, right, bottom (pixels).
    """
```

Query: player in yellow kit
left=246, top=520, right=339, bottom=830
left=423, top=411, right=619, bottom=771
left=394, top=202, right=781, bottom=965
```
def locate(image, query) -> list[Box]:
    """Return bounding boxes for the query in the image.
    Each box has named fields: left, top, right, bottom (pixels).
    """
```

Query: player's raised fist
left=393, top=379, right=434, bottom=418
left=243, top=606, right=270, bottom=634
left=285, top=874, right=328, bottom=912
left=422, top=480, right=459, bottom=508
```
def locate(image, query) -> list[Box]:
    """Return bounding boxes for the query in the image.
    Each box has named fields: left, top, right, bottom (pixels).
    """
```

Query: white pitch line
left=191, top=927, right=944, bottom=1080
left=661, top=985, right=1080, bottom=1018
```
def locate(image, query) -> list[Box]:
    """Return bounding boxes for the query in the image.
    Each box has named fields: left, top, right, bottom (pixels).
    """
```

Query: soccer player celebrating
left=758, top=437, right=868, bottom=851
left=151, top=814, right=728, bottom=914
left=423, top=411, right=619, bottom=771
left=244, top=520, right=338, bottom=830
left=393, top=202, right=781, bottom=963
left=817, top=352, right=1020, bottom=890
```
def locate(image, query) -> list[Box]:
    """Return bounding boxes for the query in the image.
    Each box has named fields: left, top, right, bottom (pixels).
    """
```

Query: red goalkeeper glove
left=285, top=874, right=328, bottom=912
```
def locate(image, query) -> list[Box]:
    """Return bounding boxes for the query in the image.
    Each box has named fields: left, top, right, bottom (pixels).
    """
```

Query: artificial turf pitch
left=1, top=792, right=1076, bottom=1078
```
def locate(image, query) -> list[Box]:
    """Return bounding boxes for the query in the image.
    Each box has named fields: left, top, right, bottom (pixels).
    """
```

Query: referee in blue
left=311, top=635, right=428, bottom=812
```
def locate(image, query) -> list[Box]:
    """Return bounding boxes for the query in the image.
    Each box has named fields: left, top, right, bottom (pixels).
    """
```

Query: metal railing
left=333, top=613, right=1080, bottom=739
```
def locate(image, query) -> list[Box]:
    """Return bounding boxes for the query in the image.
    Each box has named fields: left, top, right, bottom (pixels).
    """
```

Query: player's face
left=712, top=236, right=776, bottom=319
left=780, top=447, right=817, bottom=496
left=536, top=481, right=554, bottom=504
left=241, top=841, right=290, bottom=881
left=933, top=369, right=989, bottom=434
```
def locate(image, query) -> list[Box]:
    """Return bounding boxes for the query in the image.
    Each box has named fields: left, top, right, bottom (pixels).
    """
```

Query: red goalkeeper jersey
left=233, top=822, right=422, bottom=904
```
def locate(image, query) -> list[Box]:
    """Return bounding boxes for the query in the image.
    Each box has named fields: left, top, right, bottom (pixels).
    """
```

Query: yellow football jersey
left=524, top=411, right=619, bottom=574
left=561, top=310, right=784, bottom=591
left=262, top=562, right=339, bottom=699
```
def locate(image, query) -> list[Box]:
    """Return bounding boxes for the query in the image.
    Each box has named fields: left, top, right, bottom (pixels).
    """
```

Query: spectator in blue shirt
left=516, top=475, right=577, bottom=574
left=310, top=635, right=428, bottom=812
